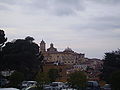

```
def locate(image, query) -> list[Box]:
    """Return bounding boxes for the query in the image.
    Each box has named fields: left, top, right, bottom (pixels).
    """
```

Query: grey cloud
left=0, top=0, right=120, bottom=16
left=0, top=0, right=17, bottom=4
left=54, top=8, right=75, bottom=16
left=0, top=4, right=10, bottom=11
left=92, top=16, right=120, bottom=30
left=95, top=16, right=120, bottom=23
left=28, top=0, right=50, bottom=9
left=0, top=0, right=85, bottom=16
left=71, top=15, right=120, bottom=31
left=23, top=0, right=85, bottom=16
left=71, top=23, right=120, bottom=31
left=0, top=0, right=26, bottom=6
left=52, top=0, right=84, bottom=16
left=90, top=0, right=120, bottom=5
left=0, top=0, right=31, bottom=11
left=0, top=0, right=17, bottom=11
left=54, top=0, right=84, bottom=10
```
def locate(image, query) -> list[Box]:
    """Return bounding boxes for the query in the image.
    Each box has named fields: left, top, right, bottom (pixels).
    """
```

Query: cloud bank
left=0, top=0, right=120, bottom=59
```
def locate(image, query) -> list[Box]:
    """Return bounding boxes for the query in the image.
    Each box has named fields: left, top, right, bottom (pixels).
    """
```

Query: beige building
left=40, top=40, right=85, bottom=65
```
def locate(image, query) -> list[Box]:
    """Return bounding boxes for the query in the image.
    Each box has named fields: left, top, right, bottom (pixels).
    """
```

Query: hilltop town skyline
left=0, top=0, right=120, bottom=59
left=3, top=37, right=116, bottom=59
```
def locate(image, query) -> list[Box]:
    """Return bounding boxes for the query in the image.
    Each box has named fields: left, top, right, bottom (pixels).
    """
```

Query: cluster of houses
left=40, top=40, right=103, bottom=82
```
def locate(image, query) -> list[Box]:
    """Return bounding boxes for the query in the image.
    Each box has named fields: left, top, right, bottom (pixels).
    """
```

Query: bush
left=48, top=69, right=59, bottom=82
left=35, top=72, right=50, bottom=88
left=68, top=71, right=87, bottom=89
left=9, top=71, right=25, bottom=88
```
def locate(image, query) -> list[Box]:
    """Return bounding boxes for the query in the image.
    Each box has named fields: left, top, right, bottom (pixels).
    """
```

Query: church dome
left=47, top=43, right=57, bottom=52
left=64, top=47, right=74, bottom=53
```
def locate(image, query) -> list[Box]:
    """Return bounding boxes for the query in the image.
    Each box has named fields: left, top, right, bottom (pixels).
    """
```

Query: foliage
left=35, top=72, right=50, bottom=88
left=25, top=36, right=34, bottom=42
left=0, top=37, right=44, bottom=80
left=0, top=30, right=7, bottom=67
left=0, top=30, right=7, bottom=47
left=68, top=71, right=87, bottom=89
left=102, top=49, right=120, bottom=82
left=109, top=71, right=120, bottom=90
left=48, top=69, right=59, bottom=82
left=9, top=71, right=25, bottom=88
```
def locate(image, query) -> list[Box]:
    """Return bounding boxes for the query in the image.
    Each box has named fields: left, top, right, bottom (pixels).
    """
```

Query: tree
left=35, top=72, right=50, bottom=88
left=0, top=30, right=7, bottom=48
left=25, top=36, right=34, bottom=42
left=9, top=71, right=25, bottom=88
left=0, top=30, right=7, bottom=71
left=48, top=69, right=59, bottom=82
left=109, top=71, right=120, bottom=90
left=1, top=37, right=43, bottom=80
left=68, top=71, right=87, bottom=89
left=101, top=49, right=120, bottom=82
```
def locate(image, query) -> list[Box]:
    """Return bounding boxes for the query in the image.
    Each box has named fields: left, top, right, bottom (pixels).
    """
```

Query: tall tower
left=40, top=40, right=46, bottom=52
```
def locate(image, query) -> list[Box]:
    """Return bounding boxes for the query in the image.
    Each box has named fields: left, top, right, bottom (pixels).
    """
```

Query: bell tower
left=40, top=40, right=46, bottom=52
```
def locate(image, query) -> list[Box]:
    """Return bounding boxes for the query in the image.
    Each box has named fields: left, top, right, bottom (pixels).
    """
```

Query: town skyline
left=0, top=0, right=120, bottom=59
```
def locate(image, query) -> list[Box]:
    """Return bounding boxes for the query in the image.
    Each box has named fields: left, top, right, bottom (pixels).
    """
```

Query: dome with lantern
left=64, top=47, right=74, bottom=53
left=47, top=43, right=57, bottom=52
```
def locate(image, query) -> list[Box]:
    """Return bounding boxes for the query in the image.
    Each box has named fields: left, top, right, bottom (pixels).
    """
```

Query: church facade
left=40, top=40, right=85, bottom=65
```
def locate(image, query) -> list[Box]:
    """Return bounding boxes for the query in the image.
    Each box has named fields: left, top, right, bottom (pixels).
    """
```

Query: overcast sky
left=0, top=0, right=120, bottom=59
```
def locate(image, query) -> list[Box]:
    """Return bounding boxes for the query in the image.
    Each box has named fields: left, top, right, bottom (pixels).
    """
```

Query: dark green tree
left=9, top=71, right=25, bottom=88
left=68, top=71, right=87, bottom=90
left=0, top=30, right=7, bottom=48
left=109, top=71, right=120, bottom=90
left=1, top=37, right=43, bottom=80
left=101, top=49, right=120, bottom=82
left=35, top=72, right=50, bottom=89
left=0, top=30, right=7, bottom=71
left=48, top=69, right=59, bottom=82
left=25, top=36, right=34, bottom=42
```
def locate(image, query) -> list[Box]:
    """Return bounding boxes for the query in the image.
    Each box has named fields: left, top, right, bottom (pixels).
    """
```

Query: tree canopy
left=9, top=71, right=25, bottom=88
left=35, top=72, right=50, bottom=86
left=48, top=69, right=59, bottom=82
left=0, top=37, right=43, bottom=80
left=25, top=36, right=34, bottom=42
left=102, top=49, right=120, bottom=82
left=110, top=71, right=120, bottom=90
left=68, top=71, right=87, bottom=89
left=0, top=30, right=7, bottom=47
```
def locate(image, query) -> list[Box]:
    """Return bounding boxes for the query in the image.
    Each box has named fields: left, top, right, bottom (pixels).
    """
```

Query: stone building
left=40, top=40, right=85, bottom=65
